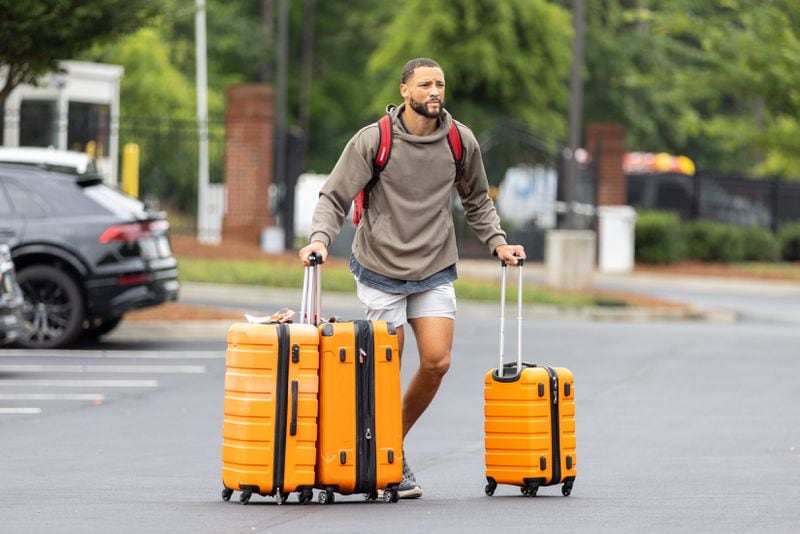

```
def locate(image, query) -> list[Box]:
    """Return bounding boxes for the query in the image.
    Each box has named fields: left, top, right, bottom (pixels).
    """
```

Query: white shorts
left=354, top=280, right=457, bottom=328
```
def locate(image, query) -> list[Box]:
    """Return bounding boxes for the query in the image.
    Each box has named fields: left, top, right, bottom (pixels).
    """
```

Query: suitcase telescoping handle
left=299, top=252, right=323, bottom=325
left=498, top=257, right=525, bottom=375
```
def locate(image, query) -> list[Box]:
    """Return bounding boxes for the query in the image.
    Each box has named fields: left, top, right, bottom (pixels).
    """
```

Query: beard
left=409, top=95, right=445, bottom=119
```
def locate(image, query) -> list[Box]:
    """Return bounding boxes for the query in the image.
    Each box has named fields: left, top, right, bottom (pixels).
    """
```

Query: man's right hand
left=298, top=241, right=329, bottom=266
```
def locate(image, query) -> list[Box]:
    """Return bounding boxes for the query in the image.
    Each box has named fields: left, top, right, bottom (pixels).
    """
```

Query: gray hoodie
left=309, top=105, right=507, bottom=281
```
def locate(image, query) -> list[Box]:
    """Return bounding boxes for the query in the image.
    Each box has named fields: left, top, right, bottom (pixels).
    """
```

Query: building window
left=19, top=100, right=58, bottom=147
left=68, top=102, right=110, bottom=157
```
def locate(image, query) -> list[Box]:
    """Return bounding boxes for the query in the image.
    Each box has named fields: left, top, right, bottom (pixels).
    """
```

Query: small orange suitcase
left=484, top=260, right=577, bottom=497
left=220, top=256, right=322, bottom=505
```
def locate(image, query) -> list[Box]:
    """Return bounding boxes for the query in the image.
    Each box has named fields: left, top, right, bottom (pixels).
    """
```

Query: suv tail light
left=99, top=220, right=169, bottom=244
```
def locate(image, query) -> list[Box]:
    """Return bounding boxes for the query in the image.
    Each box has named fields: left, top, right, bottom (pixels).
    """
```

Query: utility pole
left=273, top=0, right=289, bottom=244
left=565, top=0, right=586, bottom=229
left=298, top=0, right=316, bottom=173
left=195, top=0, right=211, bottom=243
left=259, top=0, right=274, bottom=83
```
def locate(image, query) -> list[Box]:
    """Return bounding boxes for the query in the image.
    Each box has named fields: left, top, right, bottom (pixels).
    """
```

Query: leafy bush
left=634, top=210, right=685, bottom=264
left=683, top=220, right=745, bottom=263
left=740, top=226, right=780, bottom=262
left=778, top=223, right=800, bottom=261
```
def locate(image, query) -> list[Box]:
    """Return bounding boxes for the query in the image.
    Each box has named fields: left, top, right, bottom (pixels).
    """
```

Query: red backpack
left=351, top=114, right=471, bottom=225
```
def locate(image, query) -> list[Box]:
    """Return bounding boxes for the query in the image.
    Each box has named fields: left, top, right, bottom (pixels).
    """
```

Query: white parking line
left=0, top=379, right=158, bottom=388
left=0, top=407, right=42, bottom=414
left=0, top=350, right=223, bottom=359
left=0, top=393, right=105, bottom=401
left=0, top=364, right=206, bottom=374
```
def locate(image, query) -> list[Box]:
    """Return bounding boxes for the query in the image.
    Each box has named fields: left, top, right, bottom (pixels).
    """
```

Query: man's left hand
left=495, top=244, right=526, bottom=265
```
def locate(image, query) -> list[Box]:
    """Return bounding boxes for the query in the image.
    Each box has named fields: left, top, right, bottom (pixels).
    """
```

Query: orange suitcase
left=220, top=256, right=322, bottom=505
left=484, top=260, right=577, bottom=498
left=314, top=288, right=403, bottom=502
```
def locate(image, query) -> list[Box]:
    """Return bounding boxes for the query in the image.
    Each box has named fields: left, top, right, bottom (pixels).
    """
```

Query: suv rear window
left=82, top=184, right=148, bottom=219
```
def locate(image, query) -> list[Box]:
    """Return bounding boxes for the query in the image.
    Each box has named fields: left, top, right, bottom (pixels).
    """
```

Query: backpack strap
left=352, top=115, right=393, bottom=225
left=447, top=121, right=471, bottom=198
left=363, top=115, right=394, bottom=211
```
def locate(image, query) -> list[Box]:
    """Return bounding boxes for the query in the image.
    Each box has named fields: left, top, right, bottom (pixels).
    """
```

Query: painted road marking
left=0, top=379, right=158, bottom=388
left=0, top=350, right=223, bottom=359
left=0, top=407, right=42, bottom=414
left=0, top=393, right=105, bottom=401
left=0, top=365, right=206, bottom=374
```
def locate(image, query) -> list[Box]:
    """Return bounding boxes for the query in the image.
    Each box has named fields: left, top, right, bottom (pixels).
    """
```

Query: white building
left=1, top=61, right=123, bottom=184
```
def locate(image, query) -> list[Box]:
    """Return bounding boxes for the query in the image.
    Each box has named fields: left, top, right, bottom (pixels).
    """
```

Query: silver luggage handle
left=498, top=258, right=524, bottom=375
left=300, top=253, right=323, bottom=325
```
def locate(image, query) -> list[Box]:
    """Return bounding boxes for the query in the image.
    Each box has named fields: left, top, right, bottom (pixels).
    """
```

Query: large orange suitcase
left=314, top=299, right=403, bottom=503
left=220, top=257, right=321, bottom=505
left=484, top=260, right=577, bottom=498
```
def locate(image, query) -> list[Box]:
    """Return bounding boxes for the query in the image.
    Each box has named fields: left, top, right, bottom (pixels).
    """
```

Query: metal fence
left=118, top=115, right=226, bottom=231
left=628, top=172, right=800, bottom=231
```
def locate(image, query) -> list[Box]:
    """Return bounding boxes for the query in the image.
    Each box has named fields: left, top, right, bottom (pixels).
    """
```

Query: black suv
left=0, top=163, right=179, bottom=348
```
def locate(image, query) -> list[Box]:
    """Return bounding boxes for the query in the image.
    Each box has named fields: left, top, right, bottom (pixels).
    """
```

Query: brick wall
left=223, top=84, right=275, bottom=244
left=585, top=122, right=627, bottom=206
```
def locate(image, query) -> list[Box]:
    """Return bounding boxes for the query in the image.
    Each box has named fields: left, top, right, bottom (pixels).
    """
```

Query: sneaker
left=397, top=455, right=423, bottom=499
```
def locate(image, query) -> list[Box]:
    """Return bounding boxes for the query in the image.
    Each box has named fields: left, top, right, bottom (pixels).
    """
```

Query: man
left=299, top=57, right=525, bottom=498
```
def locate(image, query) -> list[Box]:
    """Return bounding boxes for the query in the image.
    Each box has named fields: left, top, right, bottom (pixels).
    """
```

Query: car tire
left=82, top=315, right=124, bottom=339
left=16, top=265, right=85, bottom=349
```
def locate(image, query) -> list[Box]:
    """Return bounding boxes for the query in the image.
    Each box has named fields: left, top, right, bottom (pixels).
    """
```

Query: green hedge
left=778, top=223, right=800, bottom=261
left=634, top=210, right=685, bottom=264
left=683, top=220, right=745, bottom=263
left=740, top=226, right=780, bottom=262
left=634, top=210, right=794, bottom=264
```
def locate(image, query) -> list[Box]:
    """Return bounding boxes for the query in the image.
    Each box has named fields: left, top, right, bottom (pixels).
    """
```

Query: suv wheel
left=17, top=265, right=85, bottom=349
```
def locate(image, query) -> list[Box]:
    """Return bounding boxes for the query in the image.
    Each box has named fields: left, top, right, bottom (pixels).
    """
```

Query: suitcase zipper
left=355, top=321, right=377, bottom=494
left=545, top=366, right=562, bottom=485
left=272, top=324, right=290, bottom=494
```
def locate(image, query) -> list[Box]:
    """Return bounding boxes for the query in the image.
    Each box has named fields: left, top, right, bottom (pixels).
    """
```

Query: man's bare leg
left=402, top=317, right=454, bottom=438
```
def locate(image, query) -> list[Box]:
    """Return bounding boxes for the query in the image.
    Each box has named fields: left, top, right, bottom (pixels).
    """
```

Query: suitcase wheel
left=298, top=488, right=313, bottom=505
left=521, top=484, right=538, bottom=497
left=318, top=489, right=335, bottom=505
left=221, top=488, right=233, bottom=502
left=365, top=490, right=378, bottom=501
left=562, top=482, right=573, bottom=497
left=484, top=481, right=497, bottom=497
left=239, top=491, right=252, bottom=505
left=382, top=489, right=398, bottom=503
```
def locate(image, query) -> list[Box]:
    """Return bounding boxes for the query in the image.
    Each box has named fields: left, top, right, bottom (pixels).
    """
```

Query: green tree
left=88, top=28, right=225, bottom=213
left=582, top=0, right=800, bottom=180
left=641, top=0, right=800, bottom=176
left=159, top=0, right=268, bottom=94
left=0, top=0, right=162, bottom=107
left=368, top=0, right=572, bottom=140
left=305, top=0, right=396, bottom=171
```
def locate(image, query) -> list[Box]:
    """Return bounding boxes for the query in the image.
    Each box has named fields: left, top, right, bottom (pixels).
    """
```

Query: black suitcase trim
left=354, top=320, right=378, bottom=494
left=271, top=324, right=291, bottom=495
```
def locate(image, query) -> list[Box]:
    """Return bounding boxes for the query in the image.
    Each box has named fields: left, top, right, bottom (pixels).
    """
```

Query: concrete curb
left=177, top=281, right=738, bottom=323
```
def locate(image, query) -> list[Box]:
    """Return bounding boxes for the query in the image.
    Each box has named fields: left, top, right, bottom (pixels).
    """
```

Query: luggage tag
left=244, top=307, right=296, bottom=324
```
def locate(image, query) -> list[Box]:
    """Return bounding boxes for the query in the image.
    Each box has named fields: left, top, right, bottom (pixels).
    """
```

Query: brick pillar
left=585, top=123, right=627, bottom=206
left=223, top=84, right=275, bottom=244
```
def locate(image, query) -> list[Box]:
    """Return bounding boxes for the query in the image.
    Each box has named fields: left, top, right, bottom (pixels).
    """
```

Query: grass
left=734, top=262, right=800, bottom=280
left=177, top=257, right=599, bottom=308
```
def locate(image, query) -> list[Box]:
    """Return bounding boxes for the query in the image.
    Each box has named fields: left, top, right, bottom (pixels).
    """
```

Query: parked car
left=0, top=243, right=23, bottom=344
left=0, top=146, right=97, bottom=175
left=0, top=163, right=179, bottom=349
